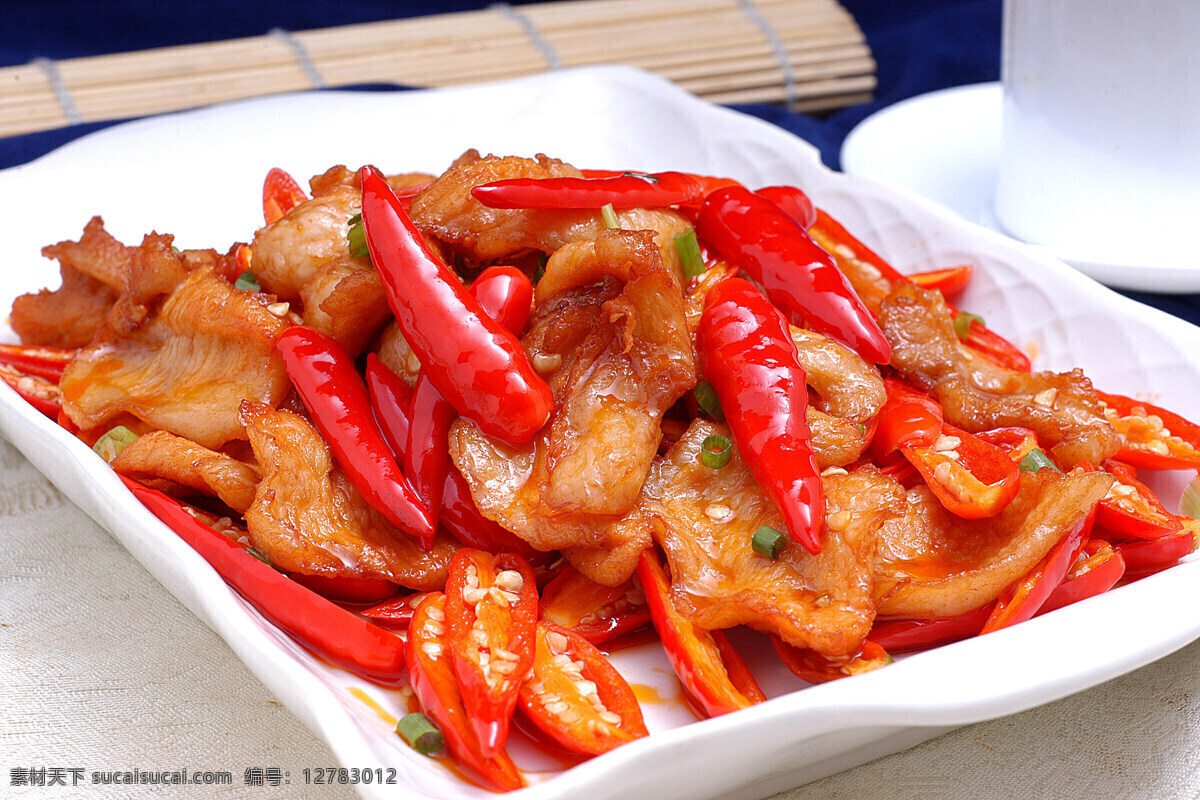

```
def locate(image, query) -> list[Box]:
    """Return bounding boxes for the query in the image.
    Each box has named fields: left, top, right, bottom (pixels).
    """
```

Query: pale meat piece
left=373, top=321, right=422, bottom=387
left=110, top=430, right=260, bottom=513
left=873, top=469, right=1113, bottom=618
left=60, top=268, right=292, bottom=450
left=646, top=420, right=906, bottom=657
left=298, top=257, right=392, bottom=357
left=409, top=151, right=691, bottom=281
left=240, top=401, right=455, bottom=591
left=879, top=282, right=1119, bottom=466
left=39, top=216, right=132, bottom=292
left=10, top=260, right=117, bottom=348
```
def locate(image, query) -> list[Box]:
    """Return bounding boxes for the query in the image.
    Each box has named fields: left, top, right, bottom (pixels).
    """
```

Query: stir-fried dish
left=7, top=152, right=1200, bottom=791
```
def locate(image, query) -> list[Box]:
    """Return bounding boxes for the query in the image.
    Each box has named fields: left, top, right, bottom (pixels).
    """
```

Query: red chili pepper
left=907, top=265, right=974, bottom=297
left=1114, top=529, right=1196, bottom=578
left=868, top=605, right=993, bottom=652
left=539, top=566, right=651, bottom=645
left=1096, top=391, right=1200, bottom=470
left=635, top=551, right=766, bottom=717
left=471, top=171, right=736, bottom=210
left=870, top=378, right=944, bottom=460
left=360, top=591, right=431, bottom=629
left=981, top=504, right=1098, bottom=634
left=0, top=343, right=73, bottom=382
left=948, top=306, right=1032, bottom=372
left=772, top=637, right=892, bottom=684
left=754, top=185, right=817, bottom=229
left=444, top=549, right=538, bottom=758
left=360, top=167, right=553, bottom=447
left=440, top=465, right=544, bottom=560
left=808, top=208, right=909, bottom=286
left=697, top=186, right=890, bottom=364
left=1038, top=540, right=1126, bottom=615
left=364, top=353, right=413, bottom=458
left=276, top=325, right=434, bottom=545
left=517, top=621, right=648, bottom=755
left=975, top=427, right=1042, bottom=463
left=288, top=573, right=398, bottom=604
left=123, top=478, right=408, bottom=683
left=696, top=278, right=825, bottom=553
left=408, top=593, right=525, bottom=791
left=262, top=167, right=309, bottom=224
left=901, top=422, right=1021, bottom=519
left=0, top=364, right=62, bottom=417
left=1093, top=459, right=1184, bottom=540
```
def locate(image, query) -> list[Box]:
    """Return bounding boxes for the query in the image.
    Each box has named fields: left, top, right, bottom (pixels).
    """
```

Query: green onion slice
left=347, top=213, right=370, bottom=260
left=700, top=435, right=733, bottom=469
left=92, top=425, right=138, bottom=463
left=396, top=712, right=445, bottom=755
left=1018, top=448, right=1059, bottom=473
left=675, top=228, right=706, bottom=280
left=752, top=525, right=787, bottom=559
left=953, top=311, right=985, bottom=340
left=246, top=547, right=273, bottom=566
left=234, top=270, right=261, bottom=292
left=601, top=203, right=620, bottom=229
left=534, top=252, right=548, bottom=284
left=1180, top=475, right=1200, bottom=519
left=693, top=381, right=725, bottom=423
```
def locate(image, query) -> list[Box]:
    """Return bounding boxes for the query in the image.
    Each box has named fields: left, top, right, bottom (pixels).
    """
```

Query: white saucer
left=841, top=82, right=1200, bottom=294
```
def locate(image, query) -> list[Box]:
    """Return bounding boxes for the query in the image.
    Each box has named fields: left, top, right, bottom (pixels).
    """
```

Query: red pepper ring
left=772, top=636, right=892, bottom=684
left=907, top=264, right=974, bottom=297
left=122, top=477, right=408, bottom=684
left=1037, top=540, right=1126, bottom=615
left=0, top=342, right=74, bottom=382
left=1096, top=391, right=1200, bottom=470
left=517, top=621, right=648, bottom=756
left=868, top=605, right=993, bottom=653
left=262, top=167, right=309, bottom=225
left=408, top=593, right=525, bottom=791
left=1114, top=529, right=1197, bottom=579
left=869, top=378, right=944, bottom=461
left=539, top=566, right=651, bottom=645
left=277, top=325, right=435, bottom=545
left=471, top=171, right=737, bottom=210
left=360, top=167, right=553, bottom=447
left=900, top=422, right=1021, bottom=520
left=696, top=185, right=891, bottom=364
left=1092, top=459, right=1184, bottom=541
left=444, top=548, right=539, bottom=758
left=635, top=551, right=766, bottom=718
left=697, top=278, right=825, bottom=553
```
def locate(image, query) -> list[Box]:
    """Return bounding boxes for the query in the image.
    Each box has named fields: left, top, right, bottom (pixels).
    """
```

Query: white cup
left=993, top=0, right=1200, bottom=272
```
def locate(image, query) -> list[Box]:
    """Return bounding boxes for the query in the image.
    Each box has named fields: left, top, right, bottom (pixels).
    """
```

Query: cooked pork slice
left=240, top=401, right=455, bottom=591
left=880, top=282, right=1119, bottom=466
left=39, top=216, right=132, bottom=291
left=647, top=420, right=906, bottom=657
left=873, top=469, right=1113, bottom=618
left=110, top=430, right=260, bottom=513
left=10, top=261, right=117, bottom=348
left=60, top=268, right=292, bottom=449
left=298, top=257, right=392, bottom=356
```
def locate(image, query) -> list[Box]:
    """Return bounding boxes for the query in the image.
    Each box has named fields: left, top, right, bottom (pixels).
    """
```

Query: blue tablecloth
left=1, top=0, right=1192, bottom=320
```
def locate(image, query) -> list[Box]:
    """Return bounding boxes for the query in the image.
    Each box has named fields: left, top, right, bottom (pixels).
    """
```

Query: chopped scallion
left=693, top=381, right=725, bottom=422
left=700, top=435, right=733, bottom=469
left=1180, top=475, right=1200, bottom=519
left=1018, top=448, right=1059, bottom=473
left=953, top=311, right=985, bottom=340
left=246, top=547, right=272, bottom=566
left=396, top=712, right=445, bottom=755
left=601, top=203, right=620, bottom=229
left=675, top=228, right=706, bottom=280
left=92, top=425, right=138, bottom=463
left=234, top=270, right=261, bottom=292
left=347, top=213, right=369, bottom=260
left=534, top=252, right=548, bottom=284
left=752, top=525, right=786, bottom=559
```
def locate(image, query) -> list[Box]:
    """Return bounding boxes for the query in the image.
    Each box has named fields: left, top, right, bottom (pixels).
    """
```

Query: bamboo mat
left=0, top=0, right=874, bottom=139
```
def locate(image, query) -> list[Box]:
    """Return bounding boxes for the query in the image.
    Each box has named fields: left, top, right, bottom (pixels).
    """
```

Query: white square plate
left=2, top=66, right=1199, bottom=800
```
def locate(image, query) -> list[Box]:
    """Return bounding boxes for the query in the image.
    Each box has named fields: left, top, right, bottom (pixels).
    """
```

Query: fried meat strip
left=240, top=401, right=455, bottom=591
left=60, top=268, right=292, bottom=449
left=646, top=420, right=905, bottom=657
left=449, top=231, right=695, bottom=584
left=873, top=469, right=1113, bottom=618
left=880, top=282, right=1119, bottom=465
left=110, top=430, right=260, bottom=513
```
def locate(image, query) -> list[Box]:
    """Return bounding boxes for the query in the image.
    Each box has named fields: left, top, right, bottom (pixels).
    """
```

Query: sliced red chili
left=408, top=593, right=524, bottom=791
left=277, top=325, right=434, bottom=545
left=517, top=621, right=648, bottom=755
left=906, top=265, right=974, bottom=297
left=262, top=167, right=308, bottom=224
left=0, top=364, right=62, bottom=417
left=870, top=378, right=944, bottom=460
left=696, top=278, right=824, bottom=553
left=288, top=573, right=398, bottom=604
left=1038, top=540, right=1125, bottom=615
left=360, top=591, right=431, bottom=629
left=981, top=504, right=1098, bottom=633
left=444, top=549, right=538, bottom=758
left=364, top=353, right=413, bottom=459
left=772, top=636, right=891, bottom=684
left=868, top=605, right=992, bottom=653
left=539, top=566, right=650, bottom=645
left=754, top=185, right=817, bottom=229
left=901, top=422, right=1021, bottom=519
left=975, top=427, right=1042, bottom=463
left=1114, top=529, right=1196, bottom=578
left=1093, top=459, right=1184, bottom=540
left=0, top=343, right=73, bottom=382
left=1096, top=391, right=1200, bottom=470
left=472, top=171, right=736, bottom=210
left=124, top=478, right=408, bottom=684
left=697, top=187, right=891, bottom=364
left=951, top=309, right=1032, bottom=372
left=361, top=167, right=553, bottom=447
left=636, top=551, right=766, bottom=717
left=808, top=208, right=908, bottom=285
